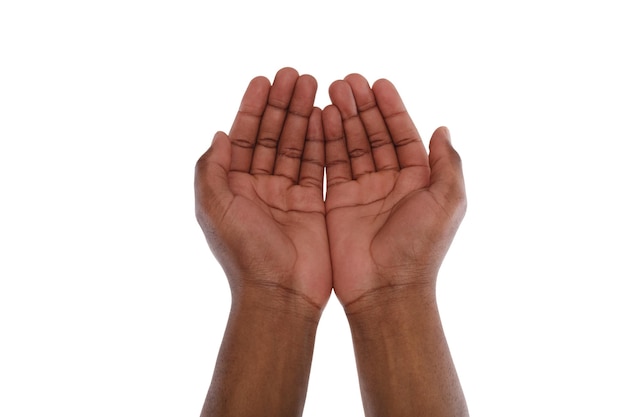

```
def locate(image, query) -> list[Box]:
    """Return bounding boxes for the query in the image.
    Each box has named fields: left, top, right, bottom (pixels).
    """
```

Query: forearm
left=201, top=285, right=321, bottom=417
left=346, top=285, right=468, bottom=417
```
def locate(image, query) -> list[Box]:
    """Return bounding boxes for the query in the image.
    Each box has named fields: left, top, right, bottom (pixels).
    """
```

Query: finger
left=371, top=79, right=429, bottom=170
left=429, top=127, right=467, bottom=219
left=194, top=131, right=234, bottom=226
left=322, top=105, right=352, bottom=187
left=228, top=76, right=271, bottom=173
left=344, top=74, right=399, bottom=172
left=299, top=107, right=324, bottom=193
left=274, top=74, right=317, bottom=183
left=250, top=67, right=300, bottom=175
left=328, top=80, right=375, bottom=179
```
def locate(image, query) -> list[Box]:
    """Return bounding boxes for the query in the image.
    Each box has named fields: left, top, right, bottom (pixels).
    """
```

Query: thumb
left=194, top=131, right=234, bottom=226
left=428, top=127, right=467, bottom=218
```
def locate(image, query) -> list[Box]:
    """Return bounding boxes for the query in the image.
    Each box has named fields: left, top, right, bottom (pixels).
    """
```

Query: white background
left=1, top=1, right=625, bottom=416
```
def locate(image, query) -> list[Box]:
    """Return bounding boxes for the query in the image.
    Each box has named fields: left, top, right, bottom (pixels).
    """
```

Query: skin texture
left=323, top=74, right=469, bottom=416
left=195, top=68, right=332, bottom=310
left=323, top=74, right=466, bottom=307
left=195, top=68, right=469, bottom=416
left=195, top=68, right=332, bottom=416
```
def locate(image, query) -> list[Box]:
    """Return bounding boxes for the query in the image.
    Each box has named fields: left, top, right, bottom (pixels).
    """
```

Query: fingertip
left=328, top=79, right=344, bottom=95
left=310, top=106, right=323, bottom=123
left=239, top=77, right=271, bottom=114
left=322, top=103, right=339, bottom=119
left=248, top=75, right=271, bottom=90
left=295, top=74, right=318, bottom=102
left=429, top=127, right=463, bottom=186
left=328, top=80, right=357, bottom=116
left=198, top=131, right=226, bottom=162
left=204, top=131, right=232, bottom=169
left=371, top=78, right=395, bottom=91
left=276, top=66, right=299, bottom=75
left=371, top=79, right=407, bottom=119
left=299, top=73, right=318, bottom=89
left=212, top=130, right=226, bottom=144
left=322, top=103, right=336, bottom=113
left=196, top=134, right=217, bottom=176
left=371, top=78, right=401, bottom=101
left=430, top=126, right=451, bottom=148
left=311, top=105, right=322, bottom=115
left=440, top=126, right=451, bottom=142
left=274, top=67, right=300, bottom=84
left=321, top=105, right=342, bottom=135
left=431, top=127, right=459, bottom=158
left=344, top=73, right=368, bottom=83
left=344, top=74, right=375, bottom=104
left=212, top=131, right=233, bottom=155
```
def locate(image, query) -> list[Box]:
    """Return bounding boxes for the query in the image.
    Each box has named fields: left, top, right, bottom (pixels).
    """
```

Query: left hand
left=323, top=74, right=467, bottom=308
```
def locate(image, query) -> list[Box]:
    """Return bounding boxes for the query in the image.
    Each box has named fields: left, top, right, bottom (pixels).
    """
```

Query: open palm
left=323, top=75, right=466, bottom=307
left=195, top=69, right=332, bottom=310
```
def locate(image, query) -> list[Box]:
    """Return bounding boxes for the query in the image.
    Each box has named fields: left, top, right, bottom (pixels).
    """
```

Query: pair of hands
left=195, top=67, right=466, bottom=315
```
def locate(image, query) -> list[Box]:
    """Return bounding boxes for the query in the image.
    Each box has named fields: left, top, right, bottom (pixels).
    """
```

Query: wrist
left=344, top=282, right=439, bottom=338
left=231, top=280, right=324, bottom=325
left=344, top=281, right=436, bottom=317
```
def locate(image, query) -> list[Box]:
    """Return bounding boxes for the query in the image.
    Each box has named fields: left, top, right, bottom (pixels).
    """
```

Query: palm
left=323, top=75, right=465, bottom=306
left=195, top=69, right=332, bottom=309
left=224, top=173, right=330, bottom=304
left=326, top=167, right=440, bottom=305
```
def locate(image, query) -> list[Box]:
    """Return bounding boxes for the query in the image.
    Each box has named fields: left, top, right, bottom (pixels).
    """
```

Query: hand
left=195, top=68, right=332, bottom=312
left=323, top=74, right=466, bottom=308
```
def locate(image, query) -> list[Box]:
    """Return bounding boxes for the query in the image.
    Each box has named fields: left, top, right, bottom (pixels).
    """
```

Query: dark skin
left=195, top=68, right=468, bottom=417
left=195, top=68, right=331, bottom=417
left=324, top=74, right=468, bottom=417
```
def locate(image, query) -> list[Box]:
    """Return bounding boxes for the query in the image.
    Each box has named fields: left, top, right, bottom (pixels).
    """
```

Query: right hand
left=195, top=68, right=332, bottom=312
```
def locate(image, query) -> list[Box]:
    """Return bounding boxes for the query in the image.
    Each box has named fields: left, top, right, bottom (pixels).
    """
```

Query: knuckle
left=394, top=135, right=420, bottom=147
left=278, top=146, right=303, bottom=159
left=302, top=157, right=324, bottom=168
left=369, top=135, right=393, bottom=149
left=256, top=136, right=278, bottom=149
left=231, top=137, right=256, bottom=149
left=348, top=147, right=370, bottom=159
left=326, top=158, right=350, bottom=168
